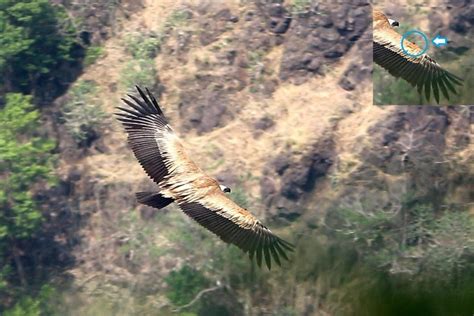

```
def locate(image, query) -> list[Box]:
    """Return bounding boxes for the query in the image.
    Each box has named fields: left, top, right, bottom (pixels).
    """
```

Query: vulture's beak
left=219, top=185, right=231, bottom=193
left=388, top=18, right=399, bottom=27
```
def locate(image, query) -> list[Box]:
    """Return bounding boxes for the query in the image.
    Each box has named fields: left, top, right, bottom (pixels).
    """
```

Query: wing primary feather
left=247, top=227, right=261, bottom=259
left=121, top=98, right=149, bottom=115
left=274, top=240, right=290, bottom=261
left=446, top=72, right=463, bottom=85
left=268, top=242, right=281, bottom=267
left=256, top=233, right=264, bottom=268
left=136, top=86, right=156, bottom=113
left=434, top=64, right=446, bottom=104
left=145, top=87, right=163, bottom=114
left=441, top=73, right=458, bottom=94
left=128, top=94, right=153, bottom=114
left=263, top=232, right=272, bottom=270
left=116, top=106, right=142, bottom=117
left=279, top=237, right=295, bottom=251
left=437, top=73, right=450, bottom=100
left=432, top=75, right=440, bottom=104
left=424, top=64, right=432, bottom=102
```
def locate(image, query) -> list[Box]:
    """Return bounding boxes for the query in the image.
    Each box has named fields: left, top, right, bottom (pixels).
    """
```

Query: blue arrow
left=432, top=35, right=448, bottom=48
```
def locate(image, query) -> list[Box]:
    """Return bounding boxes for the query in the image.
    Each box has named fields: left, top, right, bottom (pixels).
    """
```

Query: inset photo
left=372, top=2, right=474, bottom=105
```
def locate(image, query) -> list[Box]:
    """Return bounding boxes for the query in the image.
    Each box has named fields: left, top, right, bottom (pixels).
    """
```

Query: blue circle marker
left=400, top=30, right=429, bottom=58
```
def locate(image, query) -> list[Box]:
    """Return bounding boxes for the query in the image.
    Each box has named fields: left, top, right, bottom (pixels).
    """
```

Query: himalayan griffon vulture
left=116, top=86, right=294, bottom=269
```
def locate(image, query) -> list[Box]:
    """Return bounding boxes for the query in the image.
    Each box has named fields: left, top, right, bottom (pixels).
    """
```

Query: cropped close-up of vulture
left=373, top=9, right=463, bottom=103
left=116, top=86, right=293, bottom=270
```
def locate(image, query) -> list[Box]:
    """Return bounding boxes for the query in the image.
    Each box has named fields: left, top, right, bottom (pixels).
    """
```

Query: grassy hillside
left=1, top=0, right=473, bottom=315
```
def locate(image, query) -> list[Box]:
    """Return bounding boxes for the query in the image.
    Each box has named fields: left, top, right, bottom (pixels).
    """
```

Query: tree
left=0, top=93, right=56, bottom=299
left=0, top=0, right=77, bottom=93
left=331, top=201, right=474, bottom=284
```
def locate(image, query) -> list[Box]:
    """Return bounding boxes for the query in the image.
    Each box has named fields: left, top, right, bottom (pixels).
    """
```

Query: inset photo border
left=372, top=2, right=474, bottom=105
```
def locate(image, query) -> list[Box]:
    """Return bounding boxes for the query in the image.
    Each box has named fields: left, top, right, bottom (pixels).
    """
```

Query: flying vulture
left=373, top=9, right=463, bottom=103
left=116, top=86, right=294, bottom=269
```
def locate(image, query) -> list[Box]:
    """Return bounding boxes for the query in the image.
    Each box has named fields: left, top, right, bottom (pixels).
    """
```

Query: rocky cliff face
left=40, top=0, right=472, bottom=314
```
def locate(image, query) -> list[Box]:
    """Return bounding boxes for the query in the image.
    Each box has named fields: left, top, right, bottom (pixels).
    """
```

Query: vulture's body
left=373, top=9, right=463, bottom=103
left=116, top=87, right=293, bottom=269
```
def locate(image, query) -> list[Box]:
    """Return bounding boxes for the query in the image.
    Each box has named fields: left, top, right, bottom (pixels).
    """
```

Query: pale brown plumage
left=116, top=86, right=293, bottom=269
left=373, top=9, right=463, bottom=103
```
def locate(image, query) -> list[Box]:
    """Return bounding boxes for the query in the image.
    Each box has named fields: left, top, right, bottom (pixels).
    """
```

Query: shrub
left=164, top=9, right=191, bottom=31
left=62, top=80, right=106, bottom=144
left=117, top=211, right=166, bottom=262
left=290, top=0, right=312, bottom=14
left=331, top=201, right=474, bottom=283
left=84, top=45, right=105, bottom=66
left=165, top=265, right=210, bottom=307
left=123, top=32, right=161, bottom=59
left=4, top=285, right=56, bottom=316
left=120, top=59, right=157, bottom=94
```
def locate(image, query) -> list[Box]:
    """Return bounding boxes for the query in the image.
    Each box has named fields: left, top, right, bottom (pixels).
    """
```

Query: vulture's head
left=219, top=184, right=231, bottom=193
left=388, top=18, right=399, bottom=27
left=373, top=9, right=399, bottom=29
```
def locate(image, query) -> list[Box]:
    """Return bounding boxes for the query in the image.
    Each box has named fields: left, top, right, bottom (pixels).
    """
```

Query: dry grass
left=68, top=0, right=378, bottom=229
left=55, top=1, right=474, bottom=314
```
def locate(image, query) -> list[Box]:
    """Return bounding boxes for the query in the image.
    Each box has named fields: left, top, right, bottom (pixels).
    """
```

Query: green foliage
left=274, top=307, right=299, bottom=316
left=0, top=93, right=56, bottom=243
left=118, top=10, right=191, bottom=95
left=247, top=50, right=270, bottom=93
left=0, top=0, right=77, bottom=90
left=0, top=93, right=56, bottom=303
left=164, top=9, right=191, bottom=31
left=332, top=201, right=474, bottom=283
left=120, top=59, right=158, bottom=94
left=124, top=32, right=161, bottom=59
left=62, top=80, right=106, bottom=143
left=84, top=45, right=104, bottom=66
left=423, top=211, right=474, bottom=277
left=290, top=0, right=312, bottom=14
left=120, top=30, right=160, bottom=94
left=208, top=245, right=254, bottom=289
left=4, top=285, right=56, bottom=316
left=164, top=265, right=210, bottom=307
left=117, top=211, right=166, bottom=261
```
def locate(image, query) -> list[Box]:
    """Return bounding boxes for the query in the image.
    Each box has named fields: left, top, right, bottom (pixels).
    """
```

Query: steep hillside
left=7, top=0, right=472, bottom=315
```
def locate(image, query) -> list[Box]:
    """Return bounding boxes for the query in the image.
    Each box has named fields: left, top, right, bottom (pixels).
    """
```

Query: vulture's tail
left=136, top=191, right=174, bottom=209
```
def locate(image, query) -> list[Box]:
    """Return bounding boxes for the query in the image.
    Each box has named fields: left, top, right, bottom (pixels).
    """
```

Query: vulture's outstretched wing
left=116, top=86, right=294, bottom=269
left=373, top=11, right=463, bottom=103
left=116, top=87, right=203, bottom=186
left=178, top=193, right=294, bottom=270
